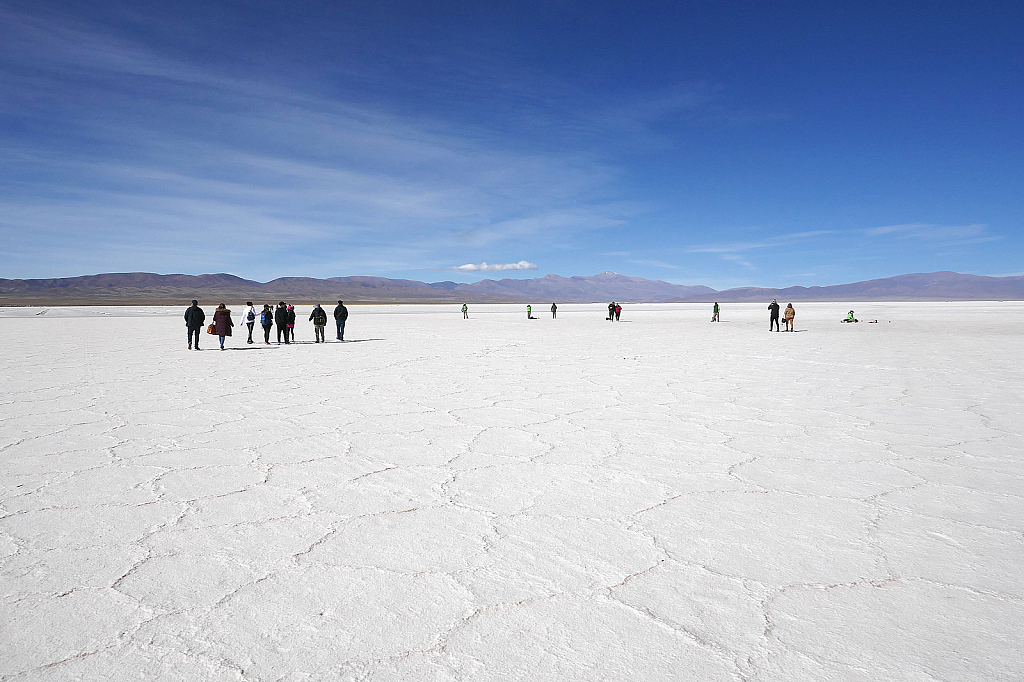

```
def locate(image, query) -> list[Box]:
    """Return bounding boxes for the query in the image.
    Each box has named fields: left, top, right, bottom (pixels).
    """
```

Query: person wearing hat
left=184, top=299, right=205, bottom=350
left=243, top=301, right=257, bottom=344
left=309, top=304, right=328, bottom=343
left=334, top=300, right=349, bottom=341
left=768, top=299, right=781, bottom=332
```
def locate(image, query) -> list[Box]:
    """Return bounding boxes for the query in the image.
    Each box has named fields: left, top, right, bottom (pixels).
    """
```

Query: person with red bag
left=213, top=303, right=234, bottom=350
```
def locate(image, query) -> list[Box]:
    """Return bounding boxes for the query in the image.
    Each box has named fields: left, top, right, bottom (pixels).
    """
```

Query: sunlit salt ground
left=2, top=301, right=1023, bottom=681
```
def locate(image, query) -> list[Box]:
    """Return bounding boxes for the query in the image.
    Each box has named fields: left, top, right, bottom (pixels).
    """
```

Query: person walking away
left=213, top=303, right=233, bottom=350
left=527, top=305, right=535, bottom=319
left=184, top=300, right=205, bottom=350
left=260, top=304, right=274, bottom=344
left=275, top=302, right=290, bottom=344
left=243, top=301, right=257, bottom=344
left=784, top=303, right=795, bottom=331
left=462, top=303, right=468, bottom=319
left=614, top=303, right=622, bottom=321
left=287, top=305, right=296, bottom=342
left=550, top=303, right=557, bottom=319
left=334, top=300, right=349, bottom=340
left=608, top=302, right=615, bottom=320
left=712, top=302, right=720, bottom=322
left=768, top=299, right=780, bottom=332
left=310, top=304, right=328, bottom=343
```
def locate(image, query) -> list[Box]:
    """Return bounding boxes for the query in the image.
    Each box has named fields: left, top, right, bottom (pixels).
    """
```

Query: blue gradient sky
left=2, top=1, right=1022, bottom=288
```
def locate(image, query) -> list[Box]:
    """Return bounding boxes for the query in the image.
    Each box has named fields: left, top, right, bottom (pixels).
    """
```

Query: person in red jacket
left=212, top=304, right=233, bottom=350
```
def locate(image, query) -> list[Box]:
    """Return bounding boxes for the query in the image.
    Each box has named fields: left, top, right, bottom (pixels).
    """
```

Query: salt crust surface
left=1, top=301, right=1023, bottom=680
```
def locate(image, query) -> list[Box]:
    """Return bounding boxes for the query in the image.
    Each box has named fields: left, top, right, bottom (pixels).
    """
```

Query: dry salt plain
left=1, top=301, right=1023, bottom=681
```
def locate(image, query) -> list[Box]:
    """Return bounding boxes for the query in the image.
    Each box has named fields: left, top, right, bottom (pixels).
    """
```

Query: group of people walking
left=183, top=300, right=349, bottom=350
left=184, top=298, right=839, bottom=350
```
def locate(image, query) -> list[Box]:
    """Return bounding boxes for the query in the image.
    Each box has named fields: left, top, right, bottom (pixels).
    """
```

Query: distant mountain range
left=1, top=270, right=1022, bottom=305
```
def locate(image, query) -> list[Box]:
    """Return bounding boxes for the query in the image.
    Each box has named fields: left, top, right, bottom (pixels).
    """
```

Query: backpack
left=247, top=309, right=255, bottom=322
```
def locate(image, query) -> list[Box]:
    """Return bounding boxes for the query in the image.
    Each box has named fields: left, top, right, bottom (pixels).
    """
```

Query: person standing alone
left=309, top=304, right=328, bottom=343
left=550, top=303, right=557, bottom=319
left=462, top=303, right=468, bottom=319
left=243, top=301, right=257, bottom=344
left=768, top=299, right=780, bottom=332
left=712, top=302, right=720, bottom=322
left=334, top=300, right=348, bottom=340
left=184, top=299, right=205, bottom=350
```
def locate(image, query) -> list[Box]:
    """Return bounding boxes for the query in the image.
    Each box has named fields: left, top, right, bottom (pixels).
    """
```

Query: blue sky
left=2, top=0, right=1021, bottom=289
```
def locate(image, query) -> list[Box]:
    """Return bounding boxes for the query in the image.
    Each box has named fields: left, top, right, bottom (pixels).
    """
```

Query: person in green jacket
left=527, top=304, right=535, bottom=319
left=461, top=303, right=468, bottom=319
left=712, top=302, right=720, bottom=322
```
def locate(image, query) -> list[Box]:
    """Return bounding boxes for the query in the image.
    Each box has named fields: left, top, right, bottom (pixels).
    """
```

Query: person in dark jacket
left=768, top=299, right=780, bottom=332
left=275, top=302, right=290, bottom=344
left=607, top=302, right=615, bottom=320
left=184, top=300, right=205, bottom=350
left=550, top=303, right=557, bottom=319
left=712, top=302, right=720, bottom=322
left=260, top=304, right=274, bottom=344
left=287, top=305, right=296, bottom=342
left=334, top=300, right=348, bottom=341
left=309, top=304, right=328, bottom=343
left=213, top=304, right=233, bottom=350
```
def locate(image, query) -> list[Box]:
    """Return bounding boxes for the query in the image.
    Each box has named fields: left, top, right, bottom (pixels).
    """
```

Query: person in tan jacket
left=784, top=303, right=796, bottom=331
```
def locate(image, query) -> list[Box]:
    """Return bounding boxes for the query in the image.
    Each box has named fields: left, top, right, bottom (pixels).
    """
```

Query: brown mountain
left=678, top=271, right=1024, bottom=302
left=0, top=271, right=712, bottom=305
left=2, top=270, right=1023, bottom=306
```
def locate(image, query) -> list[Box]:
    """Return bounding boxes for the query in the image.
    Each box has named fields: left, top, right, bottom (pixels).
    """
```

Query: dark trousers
left=314, top=325, right=325, bottom=342
left=263, top=324, right=272, bottom=343
left=770, top=316, right=779, bottom=331
left=187, top=327, right=201, bottom=348
left=552, top=311, right=556, bottom=318
left=336, top=319, right=345, bottom=340
left=246, top=322, right=255, bottom=342
left=277, top=326, right=289, bottom=343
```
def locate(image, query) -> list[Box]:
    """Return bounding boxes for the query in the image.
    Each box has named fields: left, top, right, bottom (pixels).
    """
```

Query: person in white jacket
left=243, top=301, right=258, bottom=344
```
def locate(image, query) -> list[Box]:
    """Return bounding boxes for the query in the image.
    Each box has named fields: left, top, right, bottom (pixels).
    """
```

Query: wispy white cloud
left=686, top=230, right=835, bottom=255
left=448, top=261, right=538, bottom=272
left=864, top=223, right=994, bottom=242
